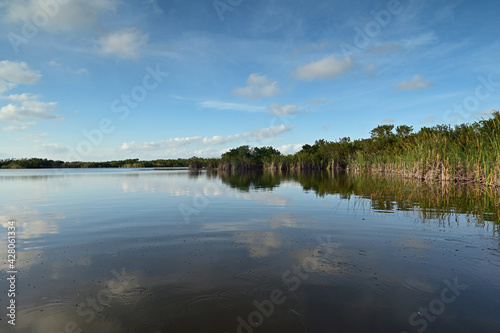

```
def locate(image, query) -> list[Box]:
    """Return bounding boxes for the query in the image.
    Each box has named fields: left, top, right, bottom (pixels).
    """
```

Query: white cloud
left=74, top=68, right=89, bottom=75
left=120, top=136, right=202, bottom=151
left=402, top=32, right=440, bottom=51
left=394, top=75, right=434, bottom=90
left=192, top=147, right=230, bottom=157
left=267, top=103, right=305, bottom=116
left=0, top=61, right=61, bottom=131
left=48, top=60, right=88, bottom=75
left=0, top=100, right=61, bottom=122
left=202, top=125, right=293, bottom=146
left=277, top=143, right=303, bottom=155
left=38, top=143, right=69, bottom=153
left=120, top=125, right=293, bottom=152
left=0, top=60, right=41, bottom=93
left=2, top=121, right=35, bottom=131
left=200, top=101, right=266, bottom=112
left=292, top=55, right=354, bottom=81
left=232, top=73, right=282, bottom=99
left=15, top=132, right=48, bottom=141
left=48, top=60, right=62, bottom=68
left=97, top=28, right=149, bottom=59
left=3, top=0, right=119, bottom=32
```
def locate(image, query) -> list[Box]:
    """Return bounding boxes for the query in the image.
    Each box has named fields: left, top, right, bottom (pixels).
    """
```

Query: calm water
left=0, top=168, right=499, bottom=332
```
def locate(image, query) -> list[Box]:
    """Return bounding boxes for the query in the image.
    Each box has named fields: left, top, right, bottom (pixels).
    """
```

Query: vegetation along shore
left=3, top=112, right=500, bottom=186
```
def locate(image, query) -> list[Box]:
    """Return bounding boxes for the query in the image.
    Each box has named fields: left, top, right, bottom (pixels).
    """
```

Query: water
left=0, top=168, right=499, bottom=332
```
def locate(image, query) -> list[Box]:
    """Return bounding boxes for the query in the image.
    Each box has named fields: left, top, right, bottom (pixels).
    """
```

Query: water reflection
left=0, top=169, right=499, bottom=332
left=219, top=170, right=500, bottom=226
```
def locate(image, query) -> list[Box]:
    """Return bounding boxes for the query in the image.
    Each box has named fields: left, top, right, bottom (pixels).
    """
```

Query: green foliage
left=4, top=111, right=500, bottom=185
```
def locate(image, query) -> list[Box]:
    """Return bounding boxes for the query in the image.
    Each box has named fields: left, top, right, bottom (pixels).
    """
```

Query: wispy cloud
left=292, top=55, right=354, bottom=81
left=2, top=121, right=35, bottom=131
left=120, top=125, right=293, bottom=152
left=38, top=143, right=69, bottom=154
left=362, top=62, right=378, bottom=74
left=267, top=103, right=306, bottom=116
left=306, top=98, right=328, bottom=105
left=97, top=28, right=149, bottom=59
left=402, top=32, right=440, bottom=51
left=199, top=101, right=266, bottom=112
left=144, top=0, right=164, bottom=14
left=48, top=60, right=88, bottom=75
left=368, top=43, right=403, bottom=54
left=232, top=73, right=282, bottom=99
left=120, top=136, right=202, bottom=151
left=394, top=75, right=434, bottom=91
left=3, top=0, right=119, bottom=32
left=421, top=115, right=436, bottom=124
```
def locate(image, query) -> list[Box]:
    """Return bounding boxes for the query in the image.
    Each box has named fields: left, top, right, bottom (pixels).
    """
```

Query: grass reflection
left=218, top=170, right=500, bottom=226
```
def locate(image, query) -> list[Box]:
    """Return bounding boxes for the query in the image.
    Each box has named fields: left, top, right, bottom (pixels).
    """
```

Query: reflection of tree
left=216, top=170, right=500, bottom=225
left=217, top=170, right=284, bottom=192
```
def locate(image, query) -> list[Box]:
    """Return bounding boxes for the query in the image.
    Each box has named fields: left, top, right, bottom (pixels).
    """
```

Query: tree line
left=3, top=112, right=500, bottom=185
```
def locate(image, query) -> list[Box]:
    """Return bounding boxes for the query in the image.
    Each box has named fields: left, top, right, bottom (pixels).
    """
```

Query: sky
left=0, top=0, right=499, bottom=161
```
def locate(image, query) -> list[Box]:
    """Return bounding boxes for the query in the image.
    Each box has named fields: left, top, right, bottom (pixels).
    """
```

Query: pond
left=0, top=168, right=499, bottom=332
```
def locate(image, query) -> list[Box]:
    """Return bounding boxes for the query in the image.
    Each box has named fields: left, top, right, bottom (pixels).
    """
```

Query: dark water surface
left=0, top=168, right=499, bottom=332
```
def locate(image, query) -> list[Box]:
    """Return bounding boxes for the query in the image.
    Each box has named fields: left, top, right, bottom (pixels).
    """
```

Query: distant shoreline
left=3, top=112, right=500, bottom=186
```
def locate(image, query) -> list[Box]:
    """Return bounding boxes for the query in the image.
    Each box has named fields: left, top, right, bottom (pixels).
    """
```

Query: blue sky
left=0, top=0, right=499, bottom=161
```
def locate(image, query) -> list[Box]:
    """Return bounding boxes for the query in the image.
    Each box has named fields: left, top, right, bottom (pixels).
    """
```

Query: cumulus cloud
left=199, top=101, right=266, bottom=112
left=394, top=75, right=434, bottom=90
left=0, top=97, right=61, bottom=122
left=277, top=143, right=303, bottom=155
left=292, top=55, right=354, bottom=81
left=0, top=60, right=41, bottom=93
left=232, top=73, right=282, bottom=99
left=0, top=61, right=61, bottom=131
left=97, top=28, right=149, bottom=59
